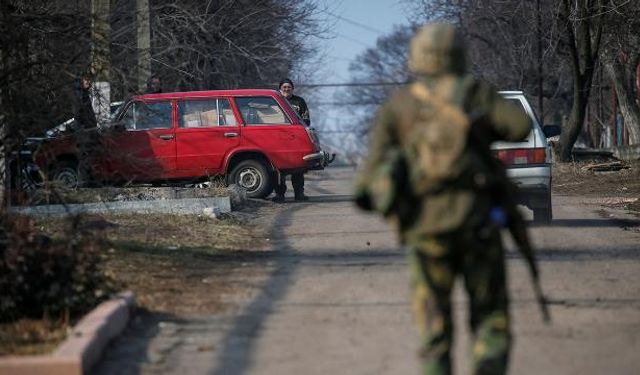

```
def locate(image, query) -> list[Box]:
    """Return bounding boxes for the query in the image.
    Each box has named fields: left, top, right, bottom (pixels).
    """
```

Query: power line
left=297, top=81, right=410, bottom=88
left=313, top=101, right=383, bottom=106
left=334, top=32, right=373, bottom=48
left=320, top=9, right=386, bottom=35
left=316, top=130, right=360, bottom=134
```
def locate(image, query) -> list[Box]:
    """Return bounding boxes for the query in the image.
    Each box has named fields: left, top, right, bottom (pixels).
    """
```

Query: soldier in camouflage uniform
left=355, top=23, right=531, bottom=375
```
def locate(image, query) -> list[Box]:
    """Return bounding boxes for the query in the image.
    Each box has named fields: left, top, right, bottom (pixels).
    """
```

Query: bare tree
left=340, top=25, right=415, bottom=136
left=407, top=0, right=570, bottom=124
left=556, top=0, right=604, bottom=160
left=0, top=0, right=326, bottom=198
left=600, top=1, right=640, bottom=145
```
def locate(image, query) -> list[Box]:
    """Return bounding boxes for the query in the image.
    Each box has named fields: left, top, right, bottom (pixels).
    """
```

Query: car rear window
left=178, top=98, right=237, bottom=128
left=235, top=96, right=290, bottom=125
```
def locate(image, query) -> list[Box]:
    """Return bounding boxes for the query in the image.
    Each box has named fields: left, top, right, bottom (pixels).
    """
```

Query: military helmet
left=408, top=23, right=466, bottom=76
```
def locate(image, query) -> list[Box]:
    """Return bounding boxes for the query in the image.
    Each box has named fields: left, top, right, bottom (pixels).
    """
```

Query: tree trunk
left=558, top=0, right=603, bottom=161
left=560, top=80, right=589, bottom=160
left=0, top=113, right=5, bottom=209
left=0, top=0, right=7, bottom=207
left=91, top=0, right=111, bottom=126
left=136, top=0, right=151, bottom=93
left=604, top=61, right=640, bottom=145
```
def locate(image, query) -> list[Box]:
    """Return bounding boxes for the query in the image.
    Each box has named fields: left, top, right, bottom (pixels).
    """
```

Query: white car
left=45, top=101, right=124, bottom=138
left=493, top=91, right=561, bottom=223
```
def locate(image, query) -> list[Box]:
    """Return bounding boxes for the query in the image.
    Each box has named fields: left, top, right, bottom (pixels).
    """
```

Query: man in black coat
left=72, top=74, right=97, bottom=186
left=73, top=74, right=97, bottom=130
left=273, top=78, right=310, bottom=202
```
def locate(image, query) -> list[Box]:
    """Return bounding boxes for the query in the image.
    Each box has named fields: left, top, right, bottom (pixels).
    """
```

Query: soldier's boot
left=472, top=313, right=510, bottom=375
left=418, top=331, right=452, bottom=375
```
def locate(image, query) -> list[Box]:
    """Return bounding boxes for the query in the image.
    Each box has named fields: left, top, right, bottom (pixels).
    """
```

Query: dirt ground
left=2, top=161, right=638, bottom=357
left=0, top=200, right=283, bottom=355
left=552, top=160, right=640, bottom=212
left=39, top=200, right=280, bottom=315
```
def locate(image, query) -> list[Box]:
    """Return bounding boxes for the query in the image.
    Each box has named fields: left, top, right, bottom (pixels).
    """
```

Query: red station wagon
left=34, top=89, right=332, bottom=198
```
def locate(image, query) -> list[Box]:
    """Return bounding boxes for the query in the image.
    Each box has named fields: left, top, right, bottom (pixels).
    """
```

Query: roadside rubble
left=553, top=160, right=640, bottom=214
left=9, top=184, right=249, bottom=217
left=581, top=161, right=629, bottom=172
left=25, top=184, right=230, bottom=205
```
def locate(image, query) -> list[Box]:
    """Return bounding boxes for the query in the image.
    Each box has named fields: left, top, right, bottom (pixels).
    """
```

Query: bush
left=0, top=213, right=115, bottom=323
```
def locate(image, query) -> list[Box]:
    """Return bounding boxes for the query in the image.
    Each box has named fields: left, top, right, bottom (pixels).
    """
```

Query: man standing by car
left=273, top=78, right=310, bottom=202
left=73, top=73, right=97, bottom=130
left=355, top=23, right=533, bottom=374
left=72, top=73, right=98, bottom=186
left=146, top=74, right=162, bottom=94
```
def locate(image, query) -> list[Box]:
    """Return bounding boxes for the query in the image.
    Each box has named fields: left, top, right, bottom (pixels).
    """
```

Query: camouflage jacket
left=355, top=74, right=530, bottom=241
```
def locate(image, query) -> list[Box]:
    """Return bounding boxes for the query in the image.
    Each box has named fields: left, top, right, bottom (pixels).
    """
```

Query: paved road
left=96, top=166, right=640, bottom=374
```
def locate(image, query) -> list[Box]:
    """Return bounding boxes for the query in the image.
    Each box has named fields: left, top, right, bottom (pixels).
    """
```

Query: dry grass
left=552, top=160, right=640, bottom=214
left=2, top=207, right=271, bottom=356
left=552, top=160, right=640, bottom=198
left=0, top=320, right=68, bottom=356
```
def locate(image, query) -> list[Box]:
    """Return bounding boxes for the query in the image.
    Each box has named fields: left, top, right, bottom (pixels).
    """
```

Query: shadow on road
left=305, top=194, right=354, bottom=204
left=211, top=204, right=305, bottom=375
left=94, top=311, right=189, bottom=374
left=507, top=247, right=640, bottom=262
left=530, top=218, right=640, bottom=228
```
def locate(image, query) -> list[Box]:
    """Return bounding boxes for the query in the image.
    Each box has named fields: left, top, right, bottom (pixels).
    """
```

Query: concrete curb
left=0, top=292, right=136, bottom=375
left=9, top=196, right=231, bottom=216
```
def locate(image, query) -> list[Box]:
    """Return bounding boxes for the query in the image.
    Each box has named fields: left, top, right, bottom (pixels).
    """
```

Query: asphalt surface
left=95, top=166, right=640, bottom=375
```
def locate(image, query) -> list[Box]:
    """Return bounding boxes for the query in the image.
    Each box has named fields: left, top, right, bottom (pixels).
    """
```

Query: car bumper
left=303, top=150, right=335, bottom=170
left=506, top=165, right=550, bottom=189
left=506, top=165, right=551, bottom=209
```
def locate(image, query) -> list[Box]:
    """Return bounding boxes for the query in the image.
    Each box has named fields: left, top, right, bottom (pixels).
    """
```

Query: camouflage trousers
left=406, top=225, right=510, bottom=375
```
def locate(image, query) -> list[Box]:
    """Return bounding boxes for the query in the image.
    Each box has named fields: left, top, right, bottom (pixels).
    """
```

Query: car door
left=105, top=100, right=176, bottom=181
left=175, top=97, right=240, bottom=176
left=234, top=95, right=311, bottom=169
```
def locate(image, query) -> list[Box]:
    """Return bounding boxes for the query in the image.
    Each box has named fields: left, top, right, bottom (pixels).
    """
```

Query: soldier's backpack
left=404, top=81, right=474, bottom=195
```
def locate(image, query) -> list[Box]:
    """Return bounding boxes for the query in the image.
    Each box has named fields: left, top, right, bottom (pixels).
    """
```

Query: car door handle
left=224, top=132, right=239, bottom=138
left=158, top=134, right=174, bottom=140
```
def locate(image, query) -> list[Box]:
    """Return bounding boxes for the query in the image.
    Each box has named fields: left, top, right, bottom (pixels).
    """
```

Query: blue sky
left=301, top=1, right=411, bottom=151
left=318, top=0, right=411, bottom=83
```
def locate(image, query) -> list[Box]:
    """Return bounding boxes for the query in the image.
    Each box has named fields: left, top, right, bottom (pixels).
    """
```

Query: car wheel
left=49, top=161, right=79, bottom=189
left=533, top=207, right=552, bottom=223
left=533, top=192, right=552, bottom=223
left=228, top=160, right=272, bottom=198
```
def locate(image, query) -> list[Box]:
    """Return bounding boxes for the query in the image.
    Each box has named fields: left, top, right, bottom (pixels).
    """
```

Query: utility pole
left=137, top=0, right=151, bottom=93
left=0, top=104, right=5, bottom=208
left=0, top=1, right=7, bottom=207
left=536, top=0, right=544, bottom=126
left=91, top=0, right=111, bottom=127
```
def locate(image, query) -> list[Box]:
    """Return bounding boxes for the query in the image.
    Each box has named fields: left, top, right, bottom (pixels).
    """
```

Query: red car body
left=34, top=89, right=330, bottom=198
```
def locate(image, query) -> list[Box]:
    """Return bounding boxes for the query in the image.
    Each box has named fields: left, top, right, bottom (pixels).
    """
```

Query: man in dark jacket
left=73, top=74, right=97, bottom=130
left=147, top=75, right=162, bottom=94
left=273, top=78, right=310, bottom=202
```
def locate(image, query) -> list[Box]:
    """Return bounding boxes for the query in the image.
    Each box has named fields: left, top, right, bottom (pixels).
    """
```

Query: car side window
left=235, top=96, right=290, bottom=125
left=179, top=98, right=237, bottom=128
left=121, top=101, right=172, bottom=130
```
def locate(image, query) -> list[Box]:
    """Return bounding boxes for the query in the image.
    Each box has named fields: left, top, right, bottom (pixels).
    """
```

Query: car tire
left=533, top=191, right=552, bottom=223
left=533, top=207, right=552, bottom=223
left=227, top=159, right=272, bottom=199
left=49, top=160, right=79, bottom=189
